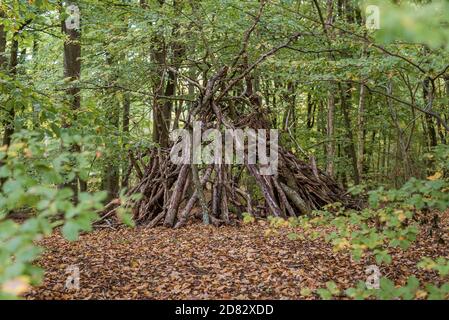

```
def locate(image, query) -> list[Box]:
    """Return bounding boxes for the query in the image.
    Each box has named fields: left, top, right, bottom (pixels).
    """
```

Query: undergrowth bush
left=249, top=145, right=449, bottom=300
left=0, top=129, right=134, bottom=299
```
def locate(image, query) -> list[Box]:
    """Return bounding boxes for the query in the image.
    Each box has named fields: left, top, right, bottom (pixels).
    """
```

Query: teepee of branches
left=99, top=23, right=358, bottom=228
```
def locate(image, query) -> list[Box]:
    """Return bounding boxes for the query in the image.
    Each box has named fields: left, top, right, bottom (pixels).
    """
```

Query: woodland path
left=27, top=215, right=449, bottom=300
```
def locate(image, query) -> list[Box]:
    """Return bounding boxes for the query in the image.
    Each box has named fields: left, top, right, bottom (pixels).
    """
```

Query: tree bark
left=2, top=38, right=18, bottom=147
left=326, top=90, right=335, bottom=176
left=423, top=77, right=437, bottom=148
left=324, top=0, right=336, bottom=177
left=0, top=9, right=6, bottom=69
left=146, top=0, right=171, bottom=148
left=339, top=83, right=361, bottom=185
left=122, top=93, right=131, bottom=189
left=62, top=0, right=82, bottom=200
left=357, top=81, right=367, bottom=179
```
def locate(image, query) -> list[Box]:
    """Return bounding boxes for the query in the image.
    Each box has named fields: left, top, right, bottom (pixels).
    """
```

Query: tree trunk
left=0, top=9, right=6, bottom=69
left=122, top=93, right=131, bottom=190
left=2, top=38, right=18, bottom=147
left=151, top=45, right=168, bottom=147
left=326, top=90, right=335, bottom=176
left=339, top=83, right=360, bottom=185
left=357, top=81, right=367, bottom=179
left=62, top=0, right=82, bottom=201
left=147, top=0, right=170, bottom=148
left=423, top=77, right=437, bottom=148
left=306, top=92, right=315, bottom=129
left=324, top=0, right=336, bottom=177
left=161, top=68, right=176, bottom=146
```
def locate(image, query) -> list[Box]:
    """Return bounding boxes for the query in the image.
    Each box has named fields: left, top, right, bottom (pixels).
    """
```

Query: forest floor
left=26, top=213, right=449, bottom=300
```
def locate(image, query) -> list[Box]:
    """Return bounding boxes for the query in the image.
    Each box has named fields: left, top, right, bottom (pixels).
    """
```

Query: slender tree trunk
left=152, top=45, right=166, bottom=146
left=0, top=9, right=6, bottom=69
left=102, top=51, right=121, bottom=202
left=288, top=82, right=296, bottom=135
left=325, top=0, right=336, bottom=177
left=326, top=91, right=335, bottom=176
left=357, top=81, right=367, bottom=179
left=62, top=0, right=82, bottom=200
left=1, top=32, right=20, bottom=193
left=386, top=81, right=411, bottom=181
left=443, top=75, right=449, bottom=144
left=356, top=16, right=368, bottom=180
left=160, top=68, right=175, bottom=146
left=0, top=9, right=7, bottom=187
left=306, top=92, right=316, bottom=129
left=2, top=38, right=18, bottom=147
left=62, top=4, right=81, bottom=112
left=423, top=77, right=438, bottom=148
left=122, top=93, right=131, bottom=189
left=32, top=37, right=41, bottom=129
left=103, top=103, right=120, bottom=202
left=172, top=99, right=183, bottom=130
left=282, top=82, right=296, bottom=131
left=339, top=83, right=360, bottom=185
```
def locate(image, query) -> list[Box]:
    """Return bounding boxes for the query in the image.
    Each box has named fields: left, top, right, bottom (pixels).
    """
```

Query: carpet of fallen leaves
left=26, top=213, right=449, bottom=300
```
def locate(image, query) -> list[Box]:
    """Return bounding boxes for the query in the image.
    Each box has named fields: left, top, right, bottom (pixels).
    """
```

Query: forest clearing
left=1, top=0, right=449, bottom=306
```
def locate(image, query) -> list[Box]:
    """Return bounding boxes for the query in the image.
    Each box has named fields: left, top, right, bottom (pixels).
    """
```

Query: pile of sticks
left=99, top=22, right=358, bottom=227
left=99, top=121, right=356, bottom=228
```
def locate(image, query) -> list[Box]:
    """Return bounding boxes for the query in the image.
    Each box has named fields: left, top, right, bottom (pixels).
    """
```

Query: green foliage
left=242, top=212, right=255, bottom=224
left=279, top=146, right=449, bottom=300
left=366, top=0, right=449, bottom=50
left=316, top=281, right=340, bottom=300
left=0, top=132, right=106, bottom=298
left=418, top=257, right=449, bottom=277
left=115, top=190, right=143, bottom=228
left=1, top=0, right=449, bottom=300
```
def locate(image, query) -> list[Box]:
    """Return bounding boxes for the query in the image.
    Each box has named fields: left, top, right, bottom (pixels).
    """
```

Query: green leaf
left=62, top=220, right=80, bottom=241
